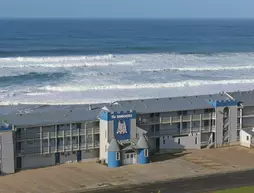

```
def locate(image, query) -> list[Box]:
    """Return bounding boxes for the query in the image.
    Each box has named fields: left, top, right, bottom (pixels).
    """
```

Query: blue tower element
left=137, top=135, right=149, bottom=164
left=107, top=138, right=121, bottom=168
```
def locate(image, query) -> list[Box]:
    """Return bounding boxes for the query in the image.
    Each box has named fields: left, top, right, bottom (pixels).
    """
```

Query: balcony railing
left=148, top=125, right=216, bottom=137
left=137, top=113, right=215, bottom=125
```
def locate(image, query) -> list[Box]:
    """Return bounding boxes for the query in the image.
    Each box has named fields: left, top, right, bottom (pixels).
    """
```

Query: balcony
left=242, top=113, right=254, bottom=118
left=147, top=126, right=216, bottom=138
left=137, top=113, right=216, bottom=126
left=15, top=133, right=40, bottom=141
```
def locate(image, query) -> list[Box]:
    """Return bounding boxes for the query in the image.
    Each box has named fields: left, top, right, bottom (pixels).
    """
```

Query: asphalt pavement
left=83, top=169, right=254, bottom=193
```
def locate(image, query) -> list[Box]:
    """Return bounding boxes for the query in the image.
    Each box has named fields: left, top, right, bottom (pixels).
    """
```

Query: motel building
left=1, top=90, right=254, bottom=174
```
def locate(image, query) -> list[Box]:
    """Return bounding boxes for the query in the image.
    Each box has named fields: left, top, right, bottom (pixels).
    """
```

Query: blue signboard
left=113, top=113, right=132, bottom=140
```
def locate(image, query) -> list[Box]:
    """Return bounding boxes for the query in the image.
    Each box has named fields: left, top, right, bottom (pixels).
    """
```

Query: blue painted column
left=138, top=148, right=149, bottom=164
left=108, top=151, right=121, bottom=168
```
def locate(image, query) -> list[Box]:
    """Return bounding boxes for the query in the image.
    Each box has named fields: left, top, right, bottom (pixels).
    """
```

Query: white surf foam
left=0, top=54, right=115, bottom=63
left=142, top=65, right=254, bottom=72
left=2, top=52, right=254, bottom=104
left=39, top=78, right=254, bottom=92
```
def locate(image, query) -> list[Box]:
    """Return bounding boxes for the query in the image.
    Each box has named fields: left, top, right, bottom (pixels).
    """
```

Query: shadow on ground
left=150, top=150, right=190, bottom=163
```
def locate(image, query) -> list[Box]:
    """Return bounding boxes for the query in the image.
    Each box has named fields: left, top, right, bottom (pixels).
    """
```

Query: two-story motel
left=1, top=90, right=254, bottom=174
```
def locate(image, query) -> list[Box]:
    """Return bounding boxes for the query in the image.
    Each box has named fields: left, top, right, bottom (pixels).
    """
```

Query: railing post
left=240, top=108, right=243, bottom=130
left=63, top=129, right=65, bottom=152
left=40, top=126, right=43, bottom=154
left=200, top=114, right=202, bottom=133
left=92, top=127, right=94, bottom=148
left=190, top=115, right=192, bottom=134
left=48, top=131, right=50, bottom=153
left=55, top=125, right=57, bottom=152
left=70, top=124, right=72, bottom=151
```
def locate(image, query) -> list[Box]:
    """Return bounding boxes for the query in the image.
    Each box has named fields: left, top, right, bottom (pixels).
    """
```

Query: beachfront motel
left=0, top=90, right=254, bottom=174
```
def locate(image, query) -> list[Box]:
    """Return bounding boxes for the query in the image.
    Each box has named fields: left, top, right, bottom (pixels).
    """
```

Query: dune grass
left=213, top=186, right=254, bottom=193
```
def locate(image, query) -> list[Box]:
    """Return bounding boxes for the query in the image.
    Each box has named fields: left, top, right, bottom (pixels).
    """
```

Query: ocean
left=1, top=19, right=254, bottom=105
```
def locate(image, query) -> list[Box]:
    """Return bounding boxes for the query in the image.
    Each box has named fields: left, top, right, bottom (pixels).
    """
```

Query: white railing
left=137, top=113, right=216, bottom=125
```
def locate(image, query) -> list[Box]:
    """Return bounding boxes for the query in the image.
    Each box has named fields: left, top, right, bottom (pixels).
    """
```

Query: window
left=116, top=152, right=120, bottom=160
left=163, top=140, right=165, bottom=144
left=177, top=111, right=182, bottom=116
left=182, top=122, right=187, bottom=129
left=182, top=111, right=187, bottom=116
left=155, top=113, right=160, bottom=117
left=150, top=113, right=155, bottom=118
left=195, top=137, right=198, bottom=144
left=178, top=138, right=180, bottom=144
left=144, top=149, right=149, bottom=157
left=77, top=123, right=81, bottom=129
left=177, top=123, right=181, bottom=129
left=155, top=124, right=160, bottom=131
left=204, top=109, right=210, bottom=113
left=247, top=136, right=249, bottom=141
left=204, top=120, right=209, bottom=126
left=126, top=154, right=129, bottom=159
left=237, top=130, right=240, bottom=137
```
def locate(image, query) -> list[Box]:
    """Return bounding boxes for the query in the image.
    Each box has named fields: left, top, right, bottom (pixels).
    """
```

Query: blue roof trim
left=206, top=99, right=238, bottom=108
left=0, top=121, right=12, bottom=131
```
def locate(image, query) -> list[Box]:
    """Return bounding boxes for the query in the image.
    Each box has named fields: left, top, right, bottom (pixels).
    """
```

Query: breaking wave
left=2, top=52, right=254, bottom=104
left=0, top=72, right=68, bottom=85
left=40, top=78, right=254, bottom=92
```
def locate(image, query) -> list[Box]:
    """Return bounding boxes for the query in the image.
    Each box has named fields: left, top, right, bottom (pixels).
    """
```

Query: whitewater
left=1, top=52, right=254, bottom=105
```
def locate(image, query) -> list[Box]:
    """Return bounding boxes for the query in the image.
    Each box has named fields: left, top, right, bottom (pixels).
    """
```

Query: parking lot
left=1, top=146, right=254, bottom=193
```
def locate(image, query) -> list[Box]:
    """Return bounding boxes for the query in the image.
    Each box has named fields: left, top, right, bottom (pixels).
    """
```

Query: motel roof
left=116, top=93, right=232, bottom=114
left=0, top=91, right=249, bottom=127
left=0, top=108, right=101, bottom=127
left=228, top=90, right=254, bottom=106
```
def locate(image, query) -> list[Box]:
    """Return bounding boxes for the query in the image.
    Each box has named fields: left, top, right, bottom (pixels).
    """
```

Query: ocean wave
left=0, top=54, right=114, bottom=62
left=40, top=78, right=254, bottom=92
left=0, top=61, right=136, bottom=69
left=141, top=65, right=254, bottom=72
left=0, top=72, right=68, bottom=85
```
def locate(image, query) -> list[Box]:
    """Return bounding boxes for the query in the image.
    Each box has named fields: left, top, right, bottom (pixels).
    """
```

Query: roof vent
left=19, top=114, right=22, bottom=116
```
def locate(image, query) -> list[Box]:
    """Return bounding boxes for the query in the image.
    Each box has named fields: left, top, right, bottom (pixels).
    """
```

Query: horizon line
left=1, top=17, right=254, bottom=20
